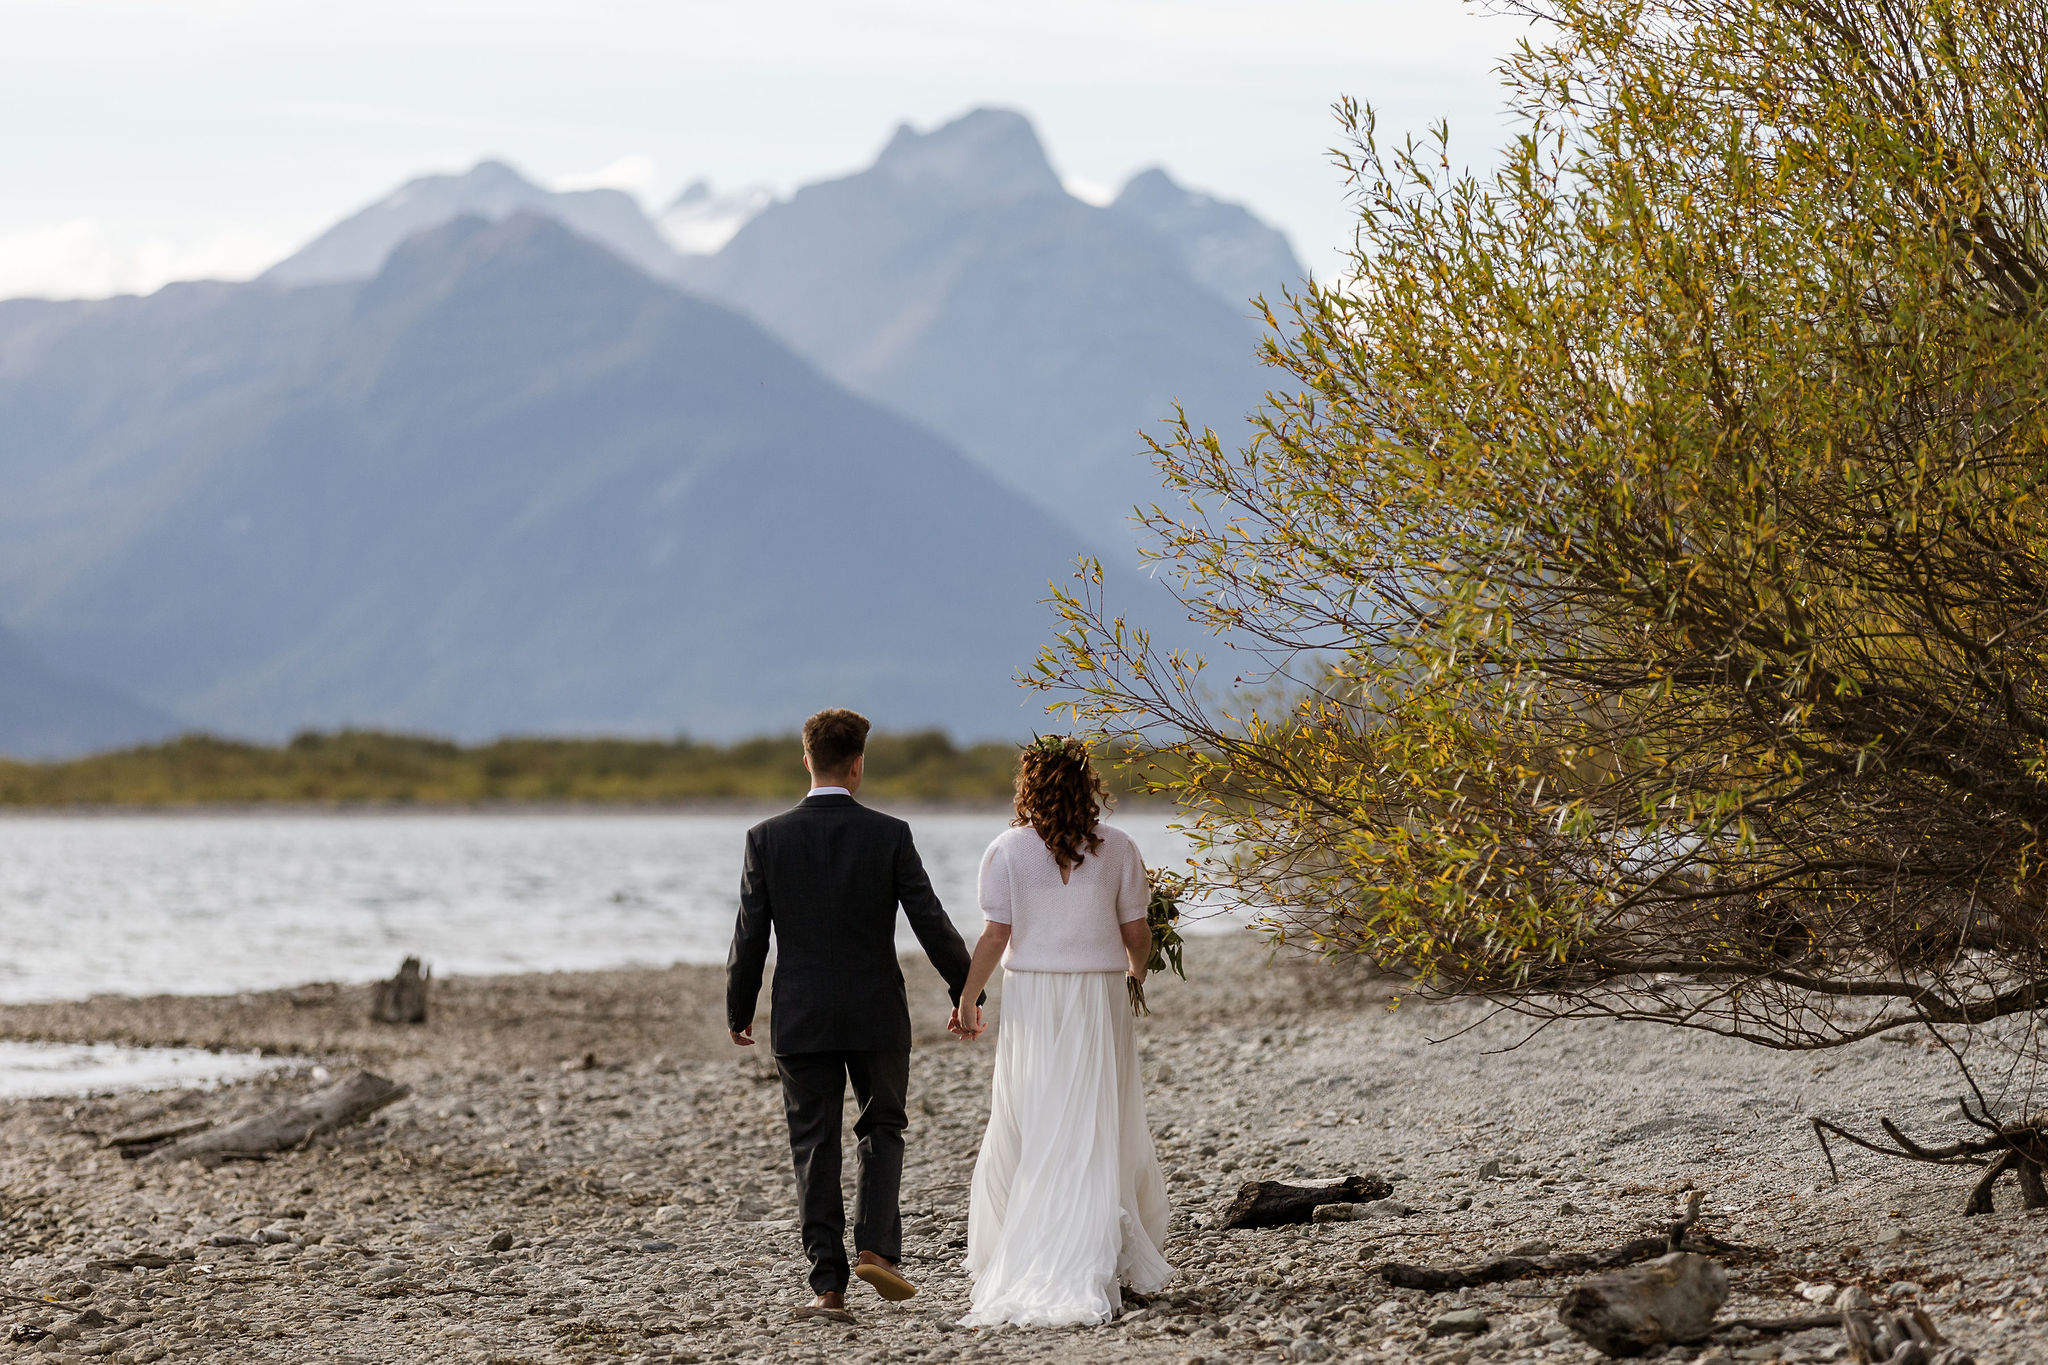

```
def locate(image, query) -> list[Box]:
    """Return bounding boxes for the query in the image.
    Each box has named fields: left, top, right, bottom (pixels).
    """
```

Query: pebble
left=1426, top=1308, right=1489, bottom=1337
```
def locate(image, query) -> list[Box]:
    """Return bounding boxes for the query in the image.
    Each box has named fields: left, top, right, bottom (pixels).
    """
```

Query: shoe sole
left=854, top=1264, right=918, bottom=1301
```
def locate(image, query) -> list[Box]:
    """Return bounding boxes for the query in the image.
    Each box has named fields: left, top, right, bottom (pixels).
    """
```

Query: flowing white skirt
left=961, top=970, right=1173, bottom=1327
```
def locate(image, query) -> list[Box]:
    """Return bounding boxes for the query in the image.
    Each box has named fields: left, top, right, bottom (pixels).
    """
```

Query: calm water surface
left=0, top=808, right=1199, bottom=1004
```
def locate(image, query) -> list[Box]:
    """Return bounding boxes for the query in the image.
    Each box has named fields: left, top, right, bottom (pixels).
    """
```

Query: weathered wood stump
left=1221, top=1174, right=1393, bottom=1229
left=147, top=1071, right=409, bottom=1165
left=370, top=956, right=430, bottom=1024
left=1844, top=1306, right=1976, bottom=1364
left=1557, top=1252, right=1727, bottom=1357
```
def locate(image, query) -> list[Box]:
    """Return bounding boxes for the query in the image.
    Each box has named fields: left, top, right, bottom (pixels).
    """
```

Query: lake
left=0, top=808, right=1200, bottom=1004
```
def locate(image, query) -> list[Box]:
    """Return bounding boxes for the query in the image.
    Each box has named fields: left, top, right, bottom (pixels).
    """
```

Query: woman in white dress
left=948, top=737, right=1173, bottom=1327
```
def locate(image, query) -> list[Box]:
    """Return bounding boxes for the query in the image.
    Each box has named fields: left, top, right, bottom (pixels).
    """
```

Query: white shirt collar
left=806, top=786, right=851, bottom=798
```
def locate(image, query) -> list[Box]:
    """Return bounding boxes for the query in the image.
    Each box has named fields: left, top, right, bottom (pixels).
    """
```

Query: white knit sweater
left=977, top=823, right=1148, bottom=972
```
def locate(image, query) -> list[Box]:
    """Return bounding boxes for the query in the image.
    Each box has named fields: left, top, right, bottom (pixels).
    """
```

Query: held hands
left=947, top=1001, right=987, bottom=1041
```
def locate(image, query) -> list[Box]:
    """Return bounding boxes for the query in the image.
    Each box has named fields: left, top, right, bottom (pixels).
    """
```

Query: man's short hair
left=803, top=708, right=871, bottom=775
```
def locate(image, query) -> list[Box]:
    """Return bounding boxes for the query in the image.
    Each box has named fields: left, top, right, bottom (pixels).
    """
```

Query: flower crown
left=1026, top=733, right=1086, bottom=759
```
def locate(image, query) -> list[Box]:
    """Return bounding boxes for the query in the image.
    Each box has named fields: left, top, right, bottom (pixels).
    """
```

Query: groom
left=726, top=708, right=976, bottom=1319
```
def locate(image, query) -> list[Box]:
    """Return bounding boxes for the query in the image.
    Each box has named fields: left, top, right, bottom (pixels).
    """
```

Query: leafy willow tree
left=1038, top=0, right=2048, bottom=1055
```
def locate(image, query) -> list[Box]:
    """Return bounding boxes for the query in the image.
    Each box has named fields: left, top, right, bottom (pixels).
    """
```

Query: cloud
left=1062, top=176, right=1116, bottom=207
left=0, top=219, right=300, bottom=301
left=554, top=155, right=660, bottom=201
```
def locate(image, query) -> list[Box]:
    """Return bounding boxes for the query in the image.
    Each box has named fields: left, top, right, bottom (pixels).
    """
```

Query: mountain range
left=0, top=108, right=1295, bottom=755
left=255, top=109, right=1300, bottom=547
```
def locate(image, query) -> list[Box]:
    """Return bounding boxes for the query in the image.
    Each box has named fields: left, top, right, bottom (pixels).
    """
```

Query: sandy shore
left=0, top=934, right=2042, bottom=1365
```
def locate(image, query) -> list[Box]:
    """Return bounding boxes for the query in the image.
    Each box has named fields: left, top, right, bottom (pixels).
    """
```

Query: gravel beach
left=0, top=932, right=2041, bottom=1364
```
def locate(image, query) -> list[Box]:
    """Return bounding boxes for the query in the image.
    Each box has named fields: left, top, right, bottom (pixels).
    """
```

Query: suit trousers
left=775, top=1049, right=909, bottom=1295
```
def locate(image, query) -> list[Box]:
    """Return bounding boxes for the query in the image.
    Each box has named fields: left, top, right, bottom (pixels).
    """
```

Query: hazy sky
left=0, top=0, right=1535, bottom=300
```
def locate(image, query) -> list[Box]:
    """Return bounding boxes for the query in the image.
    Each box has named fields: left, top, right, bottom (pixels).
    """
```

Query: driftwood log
left=370, top=956, right=430, bottom=1024
left=1380, top=1191, right=1749, bottom=1291
left=147, top=1071, right=409, bottom=1165
left=1222, top=1175, right=1394, bottom=1229
left=1812, top=1100, right=2048, bottom=1215
left=104, top=1116, right=212, bottom=1159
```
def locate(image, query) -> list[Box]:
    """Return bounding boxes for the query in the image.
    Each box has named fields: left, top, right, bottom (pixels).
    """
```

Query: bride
left=947, top=736, right=1173, bottom=1326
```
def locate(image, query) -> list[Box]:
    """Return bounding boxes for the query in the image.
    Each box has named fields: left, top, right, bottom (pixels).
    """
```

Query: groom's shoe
left=792, top=1291, right=856, bottom=1325
left=853, top=1251, right=918, bottom=1302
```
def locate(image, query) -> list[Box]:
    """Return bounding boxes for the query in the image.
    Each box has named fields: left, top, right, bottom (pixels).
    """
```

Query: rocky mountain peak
left=871, top=108, right=1063, bottom=204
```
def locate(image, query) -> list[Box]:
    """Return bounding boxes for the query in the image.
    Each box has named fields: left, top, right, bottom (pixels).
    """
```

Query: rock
left=486, top=1231, right=514, bottom=1253
left=365, top=1263, right=409, bottom=1283
left=1508, top=1240, right=1554, bottom=1257
left=732, top=1196, right=771, bottom=1221
left=206, top=1234, right=256, bottom=1247
left=1558, top=1201, right=1582, bottom=1215
left=653, top=1205, right=688, bottom=1224
left=638, top=1240, right=678, bottom=1253
left=1886, top=1281, right=1924, bottom=1299
left=1556, top=1252, right=1728, bottom=1356
left=1835, top=1285, right=1874, bottom=1311
left=1311, top=1203, right=1359, bottom=1223
left=257, top=1229, right=292, bottom=1245
left=1478, top=1160, right=1503, bottom=1179
left=69, top=1310, right=112, bottom=1329
left=1358, top=1198, right=1412, bottom=1218
left=1427, top=1308, right=1490, bottom=1337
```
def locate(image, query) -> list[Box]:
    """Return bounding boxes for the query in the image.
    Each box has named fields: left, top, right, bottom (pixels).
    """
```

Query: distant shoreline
left=0, top=728, right=1177, bottom=809
left=0, top=797, right=1180, bottom=817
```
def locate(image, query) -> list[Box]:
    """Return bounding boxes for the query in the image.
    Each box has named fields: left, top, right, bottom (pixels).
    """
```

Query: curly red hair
left=1013, top=737, right=1109, bottom=874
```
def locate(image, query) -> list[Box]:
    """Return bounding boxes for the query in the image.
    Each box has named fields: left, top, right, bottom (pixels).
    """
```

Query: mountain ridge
left=686, top=108, right=1296, bottom=548
left=2, top=214, right=1137, bottom=747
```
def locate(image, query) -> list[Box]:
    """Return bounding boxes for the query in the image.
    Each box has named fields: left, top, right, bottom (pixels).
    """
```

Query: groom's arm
left=726, top=828, right=772, bottom=1044
left=895, top=828, right=978, bottom=1005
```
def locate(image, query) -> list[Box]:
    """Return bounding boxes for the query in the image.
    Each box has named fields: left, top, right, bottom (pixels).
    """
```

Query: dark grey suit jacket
left=725, top=793, right=973, bottom=1055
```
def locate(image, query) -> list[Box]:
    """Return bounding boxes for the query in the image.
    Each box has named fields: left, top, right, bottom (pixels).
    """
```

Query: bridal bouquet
left=1128, top=867, right=1189, bottom=1016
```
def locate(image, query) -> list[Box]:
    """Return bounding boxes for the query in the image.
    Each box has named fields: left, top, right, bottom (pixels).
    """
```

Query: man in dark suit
left=726, top=708, right=974, bottom=1320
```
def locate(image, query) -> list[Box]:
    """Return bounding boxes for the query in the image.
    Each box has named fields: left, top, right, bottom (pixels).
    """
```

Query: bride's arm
left=953, top=922, right=1010, bottom=1038
left=1120, top=917, right=1150, bottom=983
